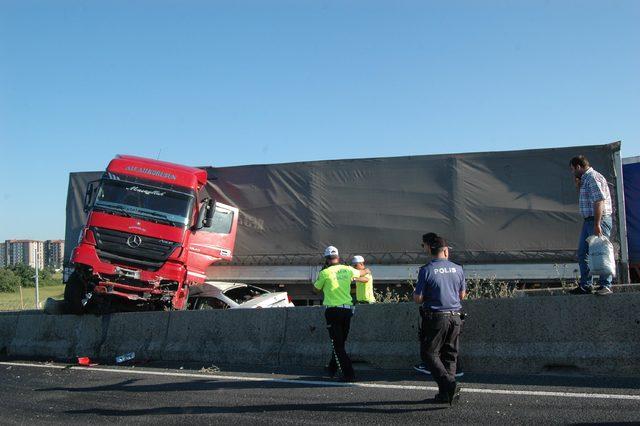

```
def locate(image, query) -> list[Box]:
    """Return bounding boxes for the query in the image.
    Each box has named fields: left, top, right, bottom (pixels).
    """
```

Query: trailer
left=623, top=156, right=640, bottom=281
left=64, top=142, right=631, bottom=305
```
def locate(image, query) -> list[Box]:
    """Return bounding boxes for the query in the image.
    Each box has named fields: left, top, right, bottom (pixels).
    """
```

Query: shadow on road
left=39, top=377, right=346, bottom=393
left=41, top=376, right=450, bottom=416
left=64, top=399, right=448, bottom=417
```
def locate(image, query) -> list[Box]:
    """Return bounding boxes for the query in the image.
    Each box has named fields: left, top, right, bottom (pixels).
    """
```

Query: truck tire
left=64, top=272, right=86, bottom=315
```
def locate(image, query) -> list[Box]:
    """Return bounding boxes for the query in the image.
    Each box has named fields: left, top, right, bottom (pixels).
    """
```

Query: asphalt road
left=1, top=361, right=640, bottom=425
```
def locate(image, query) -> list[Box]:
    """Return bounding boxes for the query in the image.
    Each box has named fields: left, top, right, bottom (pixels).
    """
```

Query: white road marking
left=2, top=361, right=640, bottom=401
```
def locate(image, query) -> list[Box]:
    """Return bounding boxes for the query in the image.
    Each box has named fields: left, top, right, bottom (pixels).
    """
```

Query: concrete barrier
left=1, top=293, right=639, bottom=376
left=461, top=293, right=640, bottom=376
left=0, top=313, right=20, bottom=356
left=99, top=311, right=170, bottom=361
left=162, top=307, right=289, bottom=366
left=8, top=313, right=101, bottom=360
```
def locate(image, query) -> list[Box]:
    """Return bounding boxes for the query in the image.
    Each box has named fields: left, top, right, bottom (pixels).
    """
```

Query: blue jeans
left=578, top=215, right=613, bottom=288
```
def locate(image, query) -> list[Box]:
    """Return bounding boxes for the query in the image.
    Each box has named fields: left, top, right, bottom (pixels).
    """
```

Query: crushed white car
left=187, top=281, right=295, bottom=310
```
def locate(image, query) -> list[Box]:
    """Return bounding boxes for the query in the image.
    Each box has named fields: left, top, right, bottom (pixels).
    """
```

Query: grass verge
left=0, top=284, right=65, bottom=311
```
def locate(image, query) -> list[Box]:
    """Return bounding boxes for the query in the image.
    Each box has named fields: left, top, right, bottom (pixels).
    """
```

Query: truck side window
left=205, top=207, right=234, bottom=234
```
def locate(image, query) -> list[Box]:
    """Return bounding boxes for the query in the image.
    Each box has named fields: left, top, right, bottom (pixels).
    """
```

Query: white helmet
left=324, top=246, right=339, bottom=258
left=351, top=255, right=365, bottom=264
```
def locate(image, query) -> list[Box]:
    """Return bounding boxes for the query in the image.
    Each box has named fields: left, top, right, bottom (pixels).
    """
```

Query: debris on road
left=200, top=365, right=221, bottom=373
left=115, top=352, right=135, bottom=364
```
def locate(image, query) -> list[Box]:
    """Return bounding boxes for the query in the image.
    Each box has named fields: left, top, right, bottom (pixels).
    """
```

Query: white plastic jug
left=586, top=235, right=616, bottom=277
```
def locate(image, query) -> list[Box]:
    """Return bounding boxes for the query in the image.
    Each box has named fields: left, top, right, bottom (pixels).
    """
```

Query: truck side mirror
left=83, top=182, right=95, bottom=213
left=194, top=198, right=216, bottom=230
left=203, top=199, right=216, bottom=228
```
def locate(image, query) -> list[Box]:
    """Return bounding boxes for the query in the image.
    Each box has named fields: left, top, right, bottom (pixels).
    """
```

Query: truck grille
left=91, top=227, right=180, bottom=271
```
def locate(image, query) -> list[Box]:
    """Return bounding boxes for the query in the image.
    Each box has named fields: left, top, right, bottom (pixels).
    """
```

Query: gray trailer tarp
left=64, top=142, right=621, bottom=267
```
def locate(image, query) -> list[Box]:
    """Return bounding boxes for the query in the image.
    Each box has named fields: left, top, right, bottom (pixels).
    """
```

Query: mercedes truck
left=65, top=155, right=238, bottom=313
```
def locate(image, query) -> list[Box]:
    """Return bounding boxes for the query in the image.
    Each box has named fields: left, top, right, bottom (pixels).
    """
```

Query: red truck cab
left=65, top=155, right=238, bottom=313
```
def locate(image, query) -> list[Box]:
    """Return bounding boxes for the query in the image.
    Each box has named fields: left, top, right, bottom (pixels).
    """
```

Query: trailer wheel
left=64, top=272, right=86, bottom=315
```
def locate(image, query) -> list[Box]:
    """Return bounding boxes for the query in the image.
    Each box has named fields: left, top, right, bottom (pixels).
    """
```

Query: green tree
left=6, top=264, right=62, bottom=288
left=39, top=267, right=51, bottom=281
left=8, top=264, right=35, bottom=287
left=0, top=268, right=21, bottom=292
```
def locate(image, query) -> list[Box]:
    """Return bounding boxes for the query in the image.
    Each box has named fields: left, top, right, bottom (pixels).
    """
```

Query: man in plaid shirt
left=569, top=155, right=614, bottom=295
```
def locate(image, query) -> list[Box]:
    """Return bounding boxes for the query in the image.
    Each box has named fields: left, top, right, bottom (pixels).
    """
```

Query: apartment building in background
left=43, top=240, right=65, bottom=270
left=0, top=243, right=5, bottom=268
left=4, top=240, right=44, bottom=269
left=1, top=240, right=65, bottom=270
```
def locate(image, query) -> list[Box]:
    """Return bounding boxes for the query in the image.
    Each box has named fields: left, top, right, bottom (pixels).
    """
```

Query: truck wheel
left=64, top=272, right=86, bottom=315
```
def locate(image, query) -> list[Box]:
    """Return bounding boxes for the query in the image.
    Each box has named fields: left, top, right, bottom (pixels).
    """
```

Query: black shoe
left=413, top=363, right=431, bottom=375
left=324, top=365, right=337, bottom=378
left=434, top=393, right=449, bottom=403
left=569, top=286, right=592, bottom=295
left=447, top=383, right=462, bottom=406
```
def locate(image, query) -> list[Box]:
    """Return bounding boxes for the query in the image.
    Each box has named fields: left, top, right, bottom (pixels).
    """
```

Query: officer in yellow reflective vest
left=313, top=246, right=370, bottom=382
left=351, top=255, right=375, bottom=304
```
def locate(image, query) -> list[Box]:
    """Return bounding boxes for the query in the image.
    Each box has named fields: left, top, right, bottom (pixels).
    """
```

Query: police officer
left=414, top=233, right=438, bottom=375
left=414, top=233, right=464, bottom=378
left=351, top=255, right=375, bottom=304
left=314, top=245, right=371, bottom=382
left=413, top=236, right=466, bottom=405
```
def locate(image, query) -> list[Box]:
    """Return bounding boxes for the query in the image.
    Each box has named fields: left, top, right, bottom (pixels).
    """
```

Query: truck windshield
left=93, top=179, right=194, bottom=227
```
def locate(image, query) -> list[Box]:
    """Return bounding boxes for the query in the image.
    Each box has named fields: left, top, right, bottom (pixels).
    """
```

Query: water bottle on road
left=115, top=352, right=135, bottom=363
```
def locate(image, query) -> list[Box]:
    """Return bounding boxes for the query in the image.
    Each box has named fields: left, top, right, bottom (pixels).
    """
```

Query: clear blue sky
left=1, top=0, right=638, bottom=241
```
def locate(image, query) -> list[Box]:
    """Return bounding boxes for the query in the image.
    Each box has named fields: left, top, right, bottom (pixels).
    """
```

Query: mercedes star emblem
left=126, top=235, right=143, bottom=248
